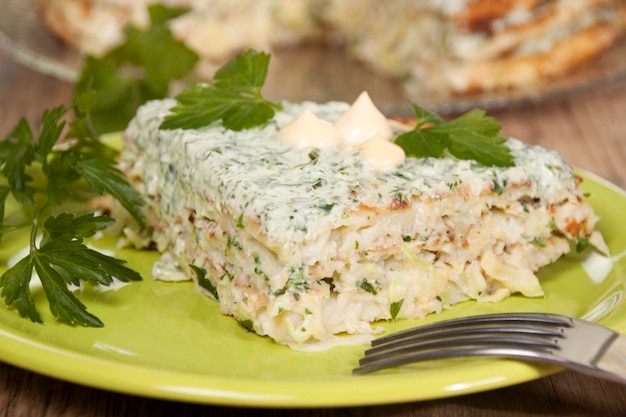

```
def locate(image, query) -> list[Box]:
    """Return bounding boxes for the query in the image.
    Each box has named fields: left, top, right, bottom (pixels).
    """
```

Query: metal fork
left=353, top=312, right=626, bottom=384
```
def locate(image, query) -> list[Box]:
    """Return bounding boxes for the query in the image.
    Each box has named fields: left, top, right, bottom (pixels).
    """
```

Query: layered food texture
left=39, top=0, right=626, bottom=94
left=119, top=95, right=605, bottom=350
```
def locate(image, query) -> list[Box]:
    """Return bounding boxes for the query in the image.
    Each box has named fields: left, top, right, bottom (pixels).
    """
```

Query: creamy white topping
left=277, top=108, right=343, bottom=150
left=278, top=91, right=404, bottom=171
left=358, top=134, right=406, bottom=172
left=334, top=91, right=394, bottom=146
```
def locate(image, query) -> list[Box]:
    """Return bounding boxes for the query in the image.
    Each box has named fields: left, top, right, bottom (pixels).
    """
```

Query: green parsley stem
left=30, top=203, right=50, bottom=252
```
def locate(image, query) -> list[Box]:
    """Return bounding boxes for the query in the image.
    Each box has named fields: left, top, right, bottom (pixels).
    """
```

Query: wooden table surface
left=1, top=50, right=626, bottom=416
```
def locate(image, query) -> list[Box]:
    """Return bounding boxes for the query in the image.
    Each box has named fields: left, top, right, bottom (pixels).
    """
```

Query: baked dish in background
left=37, top=0, right=626, bottom=96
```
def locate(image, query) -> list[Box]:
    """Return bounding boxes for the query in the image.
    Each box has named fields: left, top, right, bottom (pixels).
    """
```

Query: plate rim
left=0, top=321, right=561, bottom=407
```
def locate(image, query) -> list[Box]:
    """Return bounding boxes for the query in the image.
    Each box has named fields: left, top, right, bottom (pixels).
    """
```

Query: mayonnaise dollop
left=277, top=108, right=343, bottom=150
left=277, top=91, right=405, bottom=171
left=334, top=91, right=393, bottom=146
left=359, top=134, right=406, bottom=172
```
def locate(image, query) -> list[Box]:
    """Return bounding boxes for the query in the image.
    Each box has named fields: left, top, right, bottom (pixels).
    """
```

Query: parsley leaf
left=38, top=107, right=68, bottom=166
left=76, top=158, right=146, bottom=228
left=390, top=299, right=404, bottom=321
left=44, top=151, right=82, bottom=206
left=33, top=254, right=103, bottom=327
left=38, top=214, right=141, bottom=287
left=0, top=118, right=36, bottom=204
left=75, top=4, right=199, bottom=133
left=1, top=213, right=140, bottom=327
left=40, top=212, right=114, bottom=242
left=0, top=257, right=40, bottom=323
left=189, top=264, right=219, bottom=301
left=395, top=104, right=515, bottom=167
left=0, top=186, right=10, bottom=241
left=160, top=49, right=282, bottom=131
left=214, top=48, right=271, bottom=93
left=0, top=102, right=145, bottom=327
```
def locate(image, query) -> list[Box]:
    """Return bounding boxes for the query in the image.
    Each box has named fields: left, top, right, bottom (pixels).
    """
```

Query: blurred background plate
left=2, top=0, right=626, bottom=116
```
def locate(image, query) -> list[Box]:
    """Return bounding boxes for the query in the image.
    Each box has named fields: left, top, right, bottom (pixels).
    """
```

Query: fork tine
left=354, top=342, right=558, bottom=375
left=354, top=313, right=574, bottom=375
left=369, top=322, right=565, bottom=354
left=364, top=331, right=560, bottom=358
left=371, top=313, right=571, bottom=349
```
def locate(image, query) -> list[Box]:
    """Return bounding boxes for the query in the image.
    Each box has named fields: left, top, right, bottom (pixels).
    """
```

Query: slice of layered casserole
left=119, top=94, right=604, bottom=350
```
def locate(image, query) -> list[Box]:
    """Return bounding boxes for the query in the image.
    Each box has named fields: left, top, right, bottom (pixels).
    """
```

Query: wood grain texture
left=1, top=51, right=626, bottom=417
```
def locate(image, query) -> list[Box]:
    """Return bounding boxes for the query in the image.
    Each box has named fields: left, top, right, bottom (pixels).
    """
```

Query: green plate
left=0, top=170, right=625, bottom=408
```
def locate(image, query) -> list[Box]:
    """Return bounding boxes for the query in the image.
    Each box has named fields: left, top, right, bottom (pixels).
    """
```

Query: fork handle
left=594, top=333, right=626, bottom=383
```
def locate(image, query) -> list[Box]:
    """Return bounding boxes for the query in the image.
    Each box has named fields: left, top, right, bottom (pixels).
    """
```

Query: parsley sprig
left=395, top=104, right=515, bottom=167
left=1, top=4, right=195, bottom=327
left=0, top=100, right=145, bottom=327
left=160, top=50, right=282, bottom=131
left=75, top=4, right=199, bottom=133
